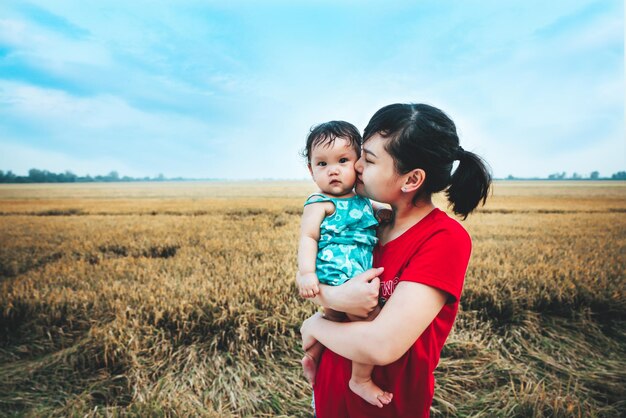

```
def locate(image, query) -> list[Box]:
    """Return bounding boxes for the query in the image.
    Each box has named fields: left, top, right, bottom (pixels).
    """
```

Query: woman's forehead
left=362, top=134, right=387, bottom=156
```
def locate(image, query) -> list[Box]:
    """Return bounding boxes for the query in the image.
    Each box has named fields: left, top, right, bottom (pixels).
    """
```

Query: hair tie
left=455, top=146, right=465, bottom=160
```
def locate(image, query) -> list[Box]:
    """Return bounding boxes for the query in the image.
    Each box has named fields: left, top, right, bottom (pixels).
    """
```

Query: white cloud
left=1, top=81, right=213, bottom=138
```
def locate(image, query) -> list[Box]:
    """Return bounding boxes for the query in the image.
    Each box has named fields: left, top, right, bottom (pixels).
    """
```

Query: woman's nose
left=355, top=157, right=363, bottom=173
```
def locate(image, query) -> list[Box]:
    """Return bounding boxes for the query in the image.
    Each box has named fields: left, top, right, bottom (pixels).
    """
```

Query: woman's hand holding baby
left=315, top=267, right=383, bottom=319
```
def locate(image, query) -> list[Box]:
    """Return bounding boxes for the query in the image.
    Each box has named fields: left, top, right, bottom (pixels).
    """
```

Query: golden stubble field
left=0, top=181, right=624, bottom=417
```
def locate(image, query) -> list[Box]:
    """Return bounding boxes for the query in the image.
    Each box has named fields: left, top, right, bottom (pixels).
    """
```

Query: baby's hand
left=297, top=272, right=320, bottom=298
left=375, top=208, right=393, bottom=224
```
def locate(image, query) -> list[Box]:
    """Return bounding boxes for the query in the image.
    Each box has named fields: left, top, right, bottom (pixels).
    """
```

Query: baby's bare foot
left=301, top=354, right=317, bottom=386
left=349, top=378, right=393, bottom=408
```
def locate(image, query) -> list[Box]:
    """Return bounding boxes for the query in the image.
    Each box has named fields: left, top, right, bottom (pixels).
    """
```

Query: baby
left=297, top=121, right=392, bottom=408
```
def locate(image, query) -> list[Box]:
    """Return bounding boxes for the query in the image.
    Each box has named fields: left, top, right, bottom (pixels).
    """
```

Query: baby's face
left=308, top=137, right=358, bottom=197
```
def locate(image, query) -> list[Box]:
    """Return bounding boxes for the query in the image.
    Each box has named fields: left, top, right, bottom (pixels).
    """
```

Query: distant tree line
left=0, top=169, right=184, bottom=183
left=505, top=171, right=626, bottom=181
left=1, top=168, right=625, bottom=183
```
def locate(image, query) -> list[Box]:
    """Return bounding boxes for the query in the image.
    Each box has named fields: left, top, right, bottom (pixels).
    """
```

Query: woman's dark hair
left=302, top=121, right=362, bottom=162
left=363, top=103, right=491, bottom=219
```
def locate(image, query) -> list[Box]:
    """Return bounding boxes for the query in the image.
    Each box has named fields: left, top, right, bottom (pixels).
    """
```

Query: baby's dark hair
left=363, top=103, right=492, bottom=219
left=302, top=121, right=362, bottom=162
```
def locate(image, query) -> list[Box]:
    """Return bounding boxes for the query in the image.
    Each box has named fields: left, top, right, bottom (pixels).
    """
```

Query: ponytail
left=446, top=149, right=491, bottom=219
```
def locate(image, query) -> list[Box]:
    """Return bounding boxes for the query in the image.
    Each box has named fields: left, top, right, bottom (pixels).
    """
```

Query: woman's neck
left=382, top=196, right=435, bottom=245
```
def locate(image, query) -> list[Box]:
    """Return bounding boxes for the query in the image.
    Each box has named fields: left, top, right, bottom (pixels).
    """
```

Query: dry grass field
left=0, top=181, right=624, bottom=417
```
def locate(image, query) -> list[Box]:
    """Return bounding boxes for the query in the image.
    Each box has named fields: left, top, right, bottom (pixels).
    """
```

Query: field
left=0, top=181, right=624, bottom=417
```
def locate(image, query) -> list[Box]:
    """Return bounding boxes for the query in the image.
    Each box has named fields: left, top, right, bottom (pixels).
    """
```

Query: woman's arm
left=301, top=281, right=447, bottom=365
left=304, top=267, right=383, bottom=318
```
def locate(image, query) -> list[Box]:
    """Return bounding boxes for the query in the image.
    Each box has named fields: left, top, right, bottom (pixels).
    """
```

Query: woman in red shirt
left=301, top=103, right=491, bottom=417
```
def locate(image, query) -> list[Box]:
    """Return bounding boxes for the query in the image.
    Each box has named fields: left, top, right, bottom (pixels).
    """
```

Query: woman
left=301, top=103, right=491, bottom=417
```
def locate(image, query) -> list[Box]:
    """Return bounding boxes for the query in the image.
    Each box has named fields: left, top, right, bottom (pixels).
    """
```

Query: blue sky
left=0, top=0, right=623, bottom=179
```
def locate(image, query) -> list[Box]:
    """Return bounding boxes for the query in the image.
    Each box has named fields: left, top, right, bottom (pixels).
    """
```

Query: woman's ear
left=402, top=168, right=426, bottom=193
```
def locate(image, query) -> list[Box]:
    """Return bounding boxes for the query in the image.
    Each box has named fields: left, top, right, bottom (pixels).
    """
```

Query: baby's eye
left=339, top=158, right=349, bottom=163
left=317, top=161, right=327, bottom=167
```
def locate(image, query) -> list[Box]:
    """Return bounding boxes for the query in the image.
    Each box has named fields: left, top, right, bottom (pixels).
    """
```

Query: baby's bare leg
left=346, top=307, right=393, bottom=408
left=301, top=308, right=346, bottom=385
left=349, top=362, right=393, bottom=408
left=302, top=340, right=323, bottom=385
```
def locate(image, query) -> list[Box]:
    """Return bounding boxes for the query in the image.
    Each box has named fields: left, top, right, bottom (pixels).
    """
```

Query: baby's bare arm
left=371, top=200, right=393, bottom=224
left=297, top=202, right=332, bottom=298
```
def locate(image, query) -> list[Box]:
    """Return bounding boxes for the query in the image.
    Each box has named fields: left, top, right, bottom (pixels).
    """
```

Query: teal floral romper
left=304, top=194, right=378, bottom=286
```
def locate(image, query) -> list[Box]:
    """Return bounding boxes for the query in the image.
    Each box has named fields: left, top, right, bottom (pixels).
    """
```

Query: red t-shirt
left=313, top=208, right=471, bottom=418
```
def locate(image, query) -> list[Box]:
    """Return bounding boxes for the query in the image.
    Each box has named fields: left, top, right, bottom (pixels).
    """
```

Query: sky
left=0, top=0, right=624, bottom=180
